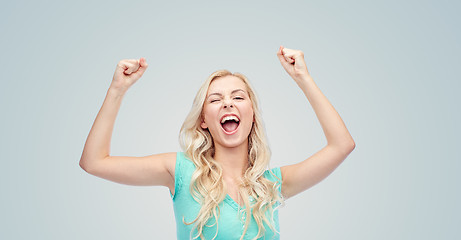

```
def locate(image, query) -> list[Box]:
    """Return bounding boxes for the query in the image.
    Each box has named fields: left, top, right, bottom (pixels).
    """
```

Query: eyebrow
left=207, top=89, right=247, bottom=98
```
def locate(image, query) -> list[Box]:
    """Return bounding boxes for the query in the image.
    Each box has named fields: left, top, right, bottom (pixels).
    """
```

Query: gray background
left=1, top=0, right=460, bottom=239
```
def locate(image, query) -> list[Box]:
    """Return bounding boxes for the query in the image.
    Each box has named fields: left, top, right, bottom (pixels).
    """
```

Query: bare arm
left=79, top=58, right=176, bottom=191
left=276, top=46, right=356, bottom=199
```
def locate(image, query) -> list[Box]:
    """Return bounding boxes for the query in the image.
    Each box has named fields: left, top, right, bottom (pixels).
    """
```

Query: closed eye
left=234, top=97, right=244, bottom=100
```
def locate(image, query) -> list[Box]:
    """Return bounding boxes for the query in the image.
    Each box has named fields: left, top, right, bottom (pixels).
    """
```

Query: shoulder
left=175, top=152, right=195, bottom=169
left=171, top=152, right=196, bottom=182
left=264, top=167, right=282, bottom=180
left=169, top=152, right=197, bottom=199
left=166, top=152, right=194, bottom=175
left=264, top=167, right=283, bottom=191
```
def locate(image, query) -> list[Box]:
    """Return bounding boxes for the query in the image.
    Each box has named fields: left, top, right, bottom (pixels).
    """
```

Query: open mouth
left=220, top=115, right=240, bottom=134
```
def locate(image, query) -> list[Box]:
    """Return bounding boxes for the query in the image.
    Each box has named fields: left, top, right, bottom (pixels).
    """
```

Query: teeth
left=221, top=115, right=239, bottom=123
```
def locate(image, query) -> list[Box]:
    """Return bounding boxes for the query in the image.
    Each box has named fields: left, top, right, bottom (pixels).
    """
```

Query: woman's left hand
left=277, top=46, right=311, bottom=81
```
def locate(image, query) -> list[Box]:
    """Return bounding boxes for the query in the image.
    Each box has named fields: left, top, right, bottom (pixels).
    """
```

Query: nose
left=223, top=98, right=233, bottom=108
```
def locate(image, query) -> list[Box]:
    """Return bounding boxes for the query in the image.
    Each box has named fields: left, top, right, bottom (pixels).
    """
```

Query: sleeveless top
left=170, top=152, right=283, bottom=240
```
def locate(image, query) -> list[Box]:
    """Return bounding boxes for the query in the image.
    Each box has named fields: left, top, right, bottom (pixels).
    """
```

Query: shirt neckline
left=224, top=194, right=255, bottom=211
left=224, top=194, right=241, bottom=210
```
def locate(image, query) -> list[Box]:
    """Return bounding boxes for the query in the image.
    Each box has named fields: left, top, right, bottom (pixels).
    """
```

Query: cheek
left=202, top=105, right=218, bottom=125
left=239, top=104, right=254, bottom=123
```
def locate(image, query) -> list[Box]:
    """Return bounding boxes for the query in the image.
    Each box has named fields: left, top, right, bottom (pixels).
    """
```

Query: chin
left=212, top=132, right=251, bottom=149
left=219, top=139, right=247, bottom=148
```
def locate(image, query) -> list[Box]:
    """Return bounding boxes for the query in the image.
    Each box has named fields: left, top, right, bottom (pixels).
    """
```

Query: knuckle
left=117, top=59, right=128, bottom=67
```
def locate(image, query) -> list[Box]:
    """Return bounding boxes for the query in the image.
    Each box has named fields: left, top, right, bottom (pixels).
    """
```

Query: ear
left=200, top=118, right=208, bottom=129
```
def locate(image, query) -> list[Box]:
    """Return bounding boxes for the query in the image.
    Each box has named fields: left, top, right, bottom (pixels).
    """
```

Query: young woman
left=79, top=46, right=355, bottom=240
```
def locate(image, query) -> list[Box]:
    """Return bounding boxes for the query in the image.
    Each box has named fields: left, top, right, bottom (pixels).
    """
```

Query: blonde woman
left=79, top=46, right=355, bottom=239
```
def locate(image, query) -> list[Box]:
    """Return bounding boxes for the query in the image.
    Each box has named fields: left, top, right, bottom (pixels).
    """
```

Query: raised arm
left=276, top=46, right=355, bottom=200
left=79, top=58, right=176, bottom=192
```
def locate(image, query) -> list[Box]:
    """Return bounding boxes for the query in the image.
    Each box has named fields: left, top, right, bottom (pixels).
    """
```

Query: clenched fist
left=277, top=46, right=310, bottom=81
left=110, top=57, right=148, bottom=93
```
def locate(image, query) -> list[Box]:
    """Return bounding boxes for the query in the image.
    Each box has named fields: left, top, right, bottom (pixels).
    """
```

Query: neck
left=214, top=139, right=249, bottom=182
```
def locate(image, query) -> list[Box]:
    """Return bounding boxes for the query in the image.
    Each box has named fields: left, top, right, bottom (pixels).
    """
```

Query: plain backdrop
left=1, top=0, right=460, bottom=239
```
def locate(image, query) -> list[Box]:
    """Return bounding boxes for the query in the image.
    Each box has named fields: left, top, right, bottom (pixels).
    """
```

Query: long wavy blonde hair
left=179, top=70, right=285, bottom=240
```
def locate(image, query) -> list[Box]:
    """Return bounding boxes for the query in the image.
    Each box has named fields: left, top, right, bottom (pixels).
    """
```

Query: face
left=200, top=75, right=254, bottom=149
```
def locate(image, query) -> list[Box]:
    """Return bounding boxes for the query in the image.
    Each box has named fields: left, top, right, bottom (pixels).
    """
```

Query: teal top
left=170, top=152, right=283, bottom=240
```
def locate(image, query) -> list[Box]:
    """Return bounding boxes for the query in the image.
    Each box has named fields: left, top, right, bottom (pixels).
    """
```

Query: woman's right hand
left=110, top=57, right=148, bottom=93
